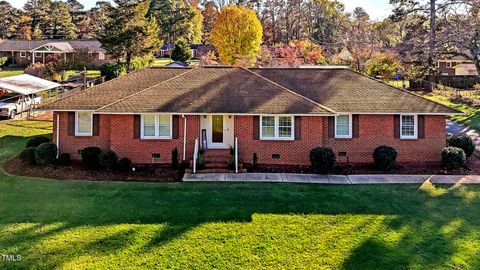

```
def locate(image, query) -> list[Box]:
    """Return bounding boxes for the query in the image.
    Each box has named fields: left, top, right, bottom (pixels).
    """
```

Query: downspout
left=55, top=112, right=60, bottom=158
left=182, top=115, right=187, bottom=161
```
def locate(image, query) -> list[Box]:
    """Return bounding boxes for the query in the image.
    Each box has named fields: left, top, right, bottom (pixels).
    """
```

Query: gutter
left=182, top=114, right=186, bottom=161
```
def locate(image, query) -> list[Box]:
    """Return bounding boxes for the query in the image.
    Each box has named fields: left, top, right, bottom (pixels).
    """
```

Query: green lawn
left=152, top=58, right=199, bottom=67
left=386, top=80, right=410, bottom=89
left=0, top=68, right=24, bottom=78
left=1, top=121, right=480, bottom=269
left=424, top=94, right=480, bottom=131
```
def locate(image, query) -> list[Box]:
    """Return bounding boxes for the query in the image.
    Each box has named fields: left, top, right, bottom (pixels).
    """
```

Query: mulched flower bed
left=4, top=158, right=184, bottom=182
left=248, top=156, right=480, bottom=175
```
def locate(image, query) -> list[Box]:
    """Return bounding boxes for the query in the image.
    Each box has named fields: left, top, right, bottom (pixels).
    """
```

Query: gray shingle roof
left=252, top=68, right=458, bottom=114
left=44, top=66, right=460, bottom=115
left=0, top=39, right=105, bottom=53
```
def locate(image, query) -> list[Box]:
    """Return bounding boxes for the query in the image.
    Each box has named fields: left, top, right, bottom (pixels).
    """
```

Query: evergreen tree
left=148, top=0, right=196, bottom=44
left=100, top=0, right=161, bottom=71
left=47, top=1, right=78, bottom=39
left=0, top=1, right=20, bottom=39
left=171, top=38, right=192, bottom=62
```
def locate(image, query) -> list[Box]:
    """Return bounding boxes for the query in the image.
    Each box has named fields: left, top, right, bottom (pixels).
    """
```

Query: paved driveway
left=447, top=119, right=480, bottom=150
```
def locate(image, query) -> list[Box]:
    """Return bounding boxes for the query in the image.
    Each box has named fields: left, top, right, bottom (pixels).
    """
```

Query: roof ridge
left=96, top=67, right=196, bottom=111
left=346, top=69, right=463, bottom=114
left=243, top=68, right=337, bottom=114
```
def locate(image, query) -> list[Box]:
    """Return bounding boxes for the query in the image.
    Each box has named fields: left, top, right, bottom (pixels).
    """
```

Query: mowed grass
left=0, top=68, right=24, bottom=78
left=424, top=94, right=480, bottom=131
left=1, top=121, right=480, bottom=269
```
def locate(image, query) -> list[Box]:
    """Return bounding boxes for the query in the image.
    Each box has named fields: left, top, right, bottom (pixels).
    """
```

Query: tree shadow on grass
left=1, top=135, right=480, bottom=269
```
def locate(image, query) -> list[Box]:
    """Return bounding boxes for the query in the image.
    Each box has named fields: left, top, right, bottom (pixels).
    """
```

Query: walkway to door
left=183, top=173, right=480, bottom=184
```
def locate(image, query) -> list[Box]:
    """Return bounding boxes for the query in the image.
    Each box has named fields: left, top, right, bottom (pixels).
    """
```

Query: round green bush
left=20, top=147, right=37, bottom=165
left=448, top=134, right=475, bottom=157
left=81, top=147, right=102, bottom=169
left=442, top=146, right=466, bottom=170
left=56, top=153, right=71, bottom=166
left=373, top=145, right=398, bottom=171
left=34, top=143, right=58, bottom=167
left=309, top=147, right=336, bottom=173
left=99, top=150, right=118, bottom=170
left=26, top=136, right=50, bottom=148
left=117, top=157, right=132, bottom=172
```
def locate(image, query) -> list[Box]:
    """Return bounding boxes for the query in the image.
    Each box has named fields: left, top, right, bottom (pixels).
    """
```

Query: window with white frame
left=75, top=112, right=93, bottom=136
left=260, top=115, right=294, bottom=140
left=446, top=62, right=452, bottom=68
left=435, top=61, right=440, bottom=68
left=34, top=52, right=42, bottom=58
left=20, top=51, right=26, bottom=57
left=98, top=52, right=105, bottom=60
left=141, top=114, right=172, bottom=139
left=400, top=114, right=417, bottom=139
left=335, top=114, right=352, bottom=138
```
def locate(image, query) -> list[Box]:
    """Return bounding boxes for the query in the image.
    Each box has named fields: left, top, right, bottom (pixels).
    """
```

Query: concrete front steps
left=186, top=149, right=246, bottom=173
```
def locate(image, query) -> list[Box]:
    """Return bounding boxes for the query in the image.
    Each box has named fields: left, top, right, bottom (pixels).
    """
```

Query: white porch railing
left=235, top=137, right=238, bottom=173
left=193, top=138, right=199, bottom=174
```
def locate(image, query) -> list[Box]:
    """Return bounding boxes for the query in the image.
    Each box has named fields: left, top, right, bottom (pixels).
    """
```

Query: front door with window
left=200, top=115, right=234, bottom=149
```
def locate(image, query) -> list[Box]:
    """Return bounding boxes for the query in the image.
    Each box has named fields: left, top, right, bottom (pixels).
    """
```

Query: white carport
left=0, top=74, right=61, bottom=95
left=0, top=74, right=61, bottom=118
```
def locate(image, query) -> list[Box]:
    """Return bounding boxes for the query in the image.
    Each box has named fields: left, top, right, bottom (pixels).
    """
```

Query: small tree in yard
left=0, top=57, right=7, bottom=70
left=171, top=38, right=192, bottom=63
left=365, top=52, right=402, bottom=80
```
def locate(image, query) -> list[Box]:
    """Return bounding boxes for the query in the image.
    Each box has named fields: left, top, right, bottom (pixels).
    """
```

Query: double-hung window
left=141, top=114, right=172, bottom=139
left=260, top=115, right=294, bottom=140
left=75, top=111, right=93, bottom=136
left=335, top=114, right=352, bottom=138
left=400, top=114, right=417, bottom=139
left=20, top=51, right=26, bottom=57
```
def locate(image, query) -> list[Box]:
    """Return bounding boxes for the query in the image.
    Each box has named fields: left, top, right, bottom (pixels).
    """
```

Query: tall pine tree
left=100, top=0, right=161, bottom=71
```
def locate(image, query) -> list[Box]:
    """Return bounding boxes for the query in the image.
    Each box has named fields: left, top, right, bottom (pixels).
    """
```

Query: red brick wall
left=54, top=112, right=200, bottom=164
left=108, top=114, right=200, bottom=164
left=54, top=112, right=111, bottom=159
left=55, top=112, right=446, bottom=166
left=235, top=114, right=446, bottom=165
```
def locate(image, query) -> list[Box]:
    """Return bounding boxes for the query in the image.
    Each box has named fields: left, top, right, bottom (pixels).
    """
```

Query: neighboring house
left=45, top=67, right=459, bottom=168
left=0, top=40, right=110, bottom=67
left=436, top=55, right=478, bottom=76
left=158, top=44, right=215, bottom=59
left=331, top=47, right=353, bottom=64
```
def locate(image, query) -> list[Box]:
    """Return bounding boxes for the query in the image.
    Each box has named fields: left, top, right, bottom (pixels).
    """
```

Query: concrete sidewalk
left=183, top=173, right=480, bottom=184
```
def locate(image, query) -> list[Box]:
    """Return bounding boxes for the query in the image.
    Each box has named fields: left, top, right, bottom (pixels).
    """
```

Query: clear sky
left=7, top=0, right=393, bottom=20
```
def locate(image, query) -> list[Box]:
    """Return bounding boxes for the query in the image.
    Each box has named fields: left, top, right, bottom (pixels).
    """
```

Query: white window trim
left=446, top=62, right=452, bottom=68
left=34, top=52, right=42, bottom=57
left=20, top=51, right=26, bottom=57
left=400, top=114, right=417, bottom=139
left=75, top=111, right=93, bottom=136
left=435, top=61, right=440, bottom=68
left=260, top=115, right=294, bottom=141
left=98, top=52, right=105, bottom=60
left=140, top=114, right=173, bottom=140
left=334, top=114, right=352, bottom=139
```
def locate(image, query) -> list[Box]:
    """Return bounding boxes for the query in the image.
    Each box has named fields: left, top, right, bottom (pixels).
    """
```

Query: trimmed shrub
left=26, top=136, right=51, bottom=148
left=373, top=145, right=398, bottom=171
left=34, top=143, right=58, bottom=166
left=309, top=147, right=336, bottom=173
left=172, top=147, right=179, bottom=169
left=448, top=134, right=475, bottom=157
left=98, top=150, right=118, bottom=170
left=442, top=147, right=466, bottom=170
left=81, top=147, right=102, bottom=169
left=117, top=157, right=132, bottom=172
left=56, top=153, right=71, bottom=166
left=20, top=147, right=37, bottom=165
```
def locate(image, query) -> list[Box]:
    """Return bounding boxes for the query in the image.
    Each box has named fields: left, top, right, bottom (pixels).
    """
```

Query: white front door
left=200, top=115, right=234, bottom=149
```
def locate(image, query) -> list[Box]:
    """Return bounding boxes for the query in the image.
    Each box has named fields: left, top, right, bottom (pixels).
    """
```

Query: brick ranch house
left=45, top=66, right=460, bottom=169
left=0, top=39, right=110, bottom=67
